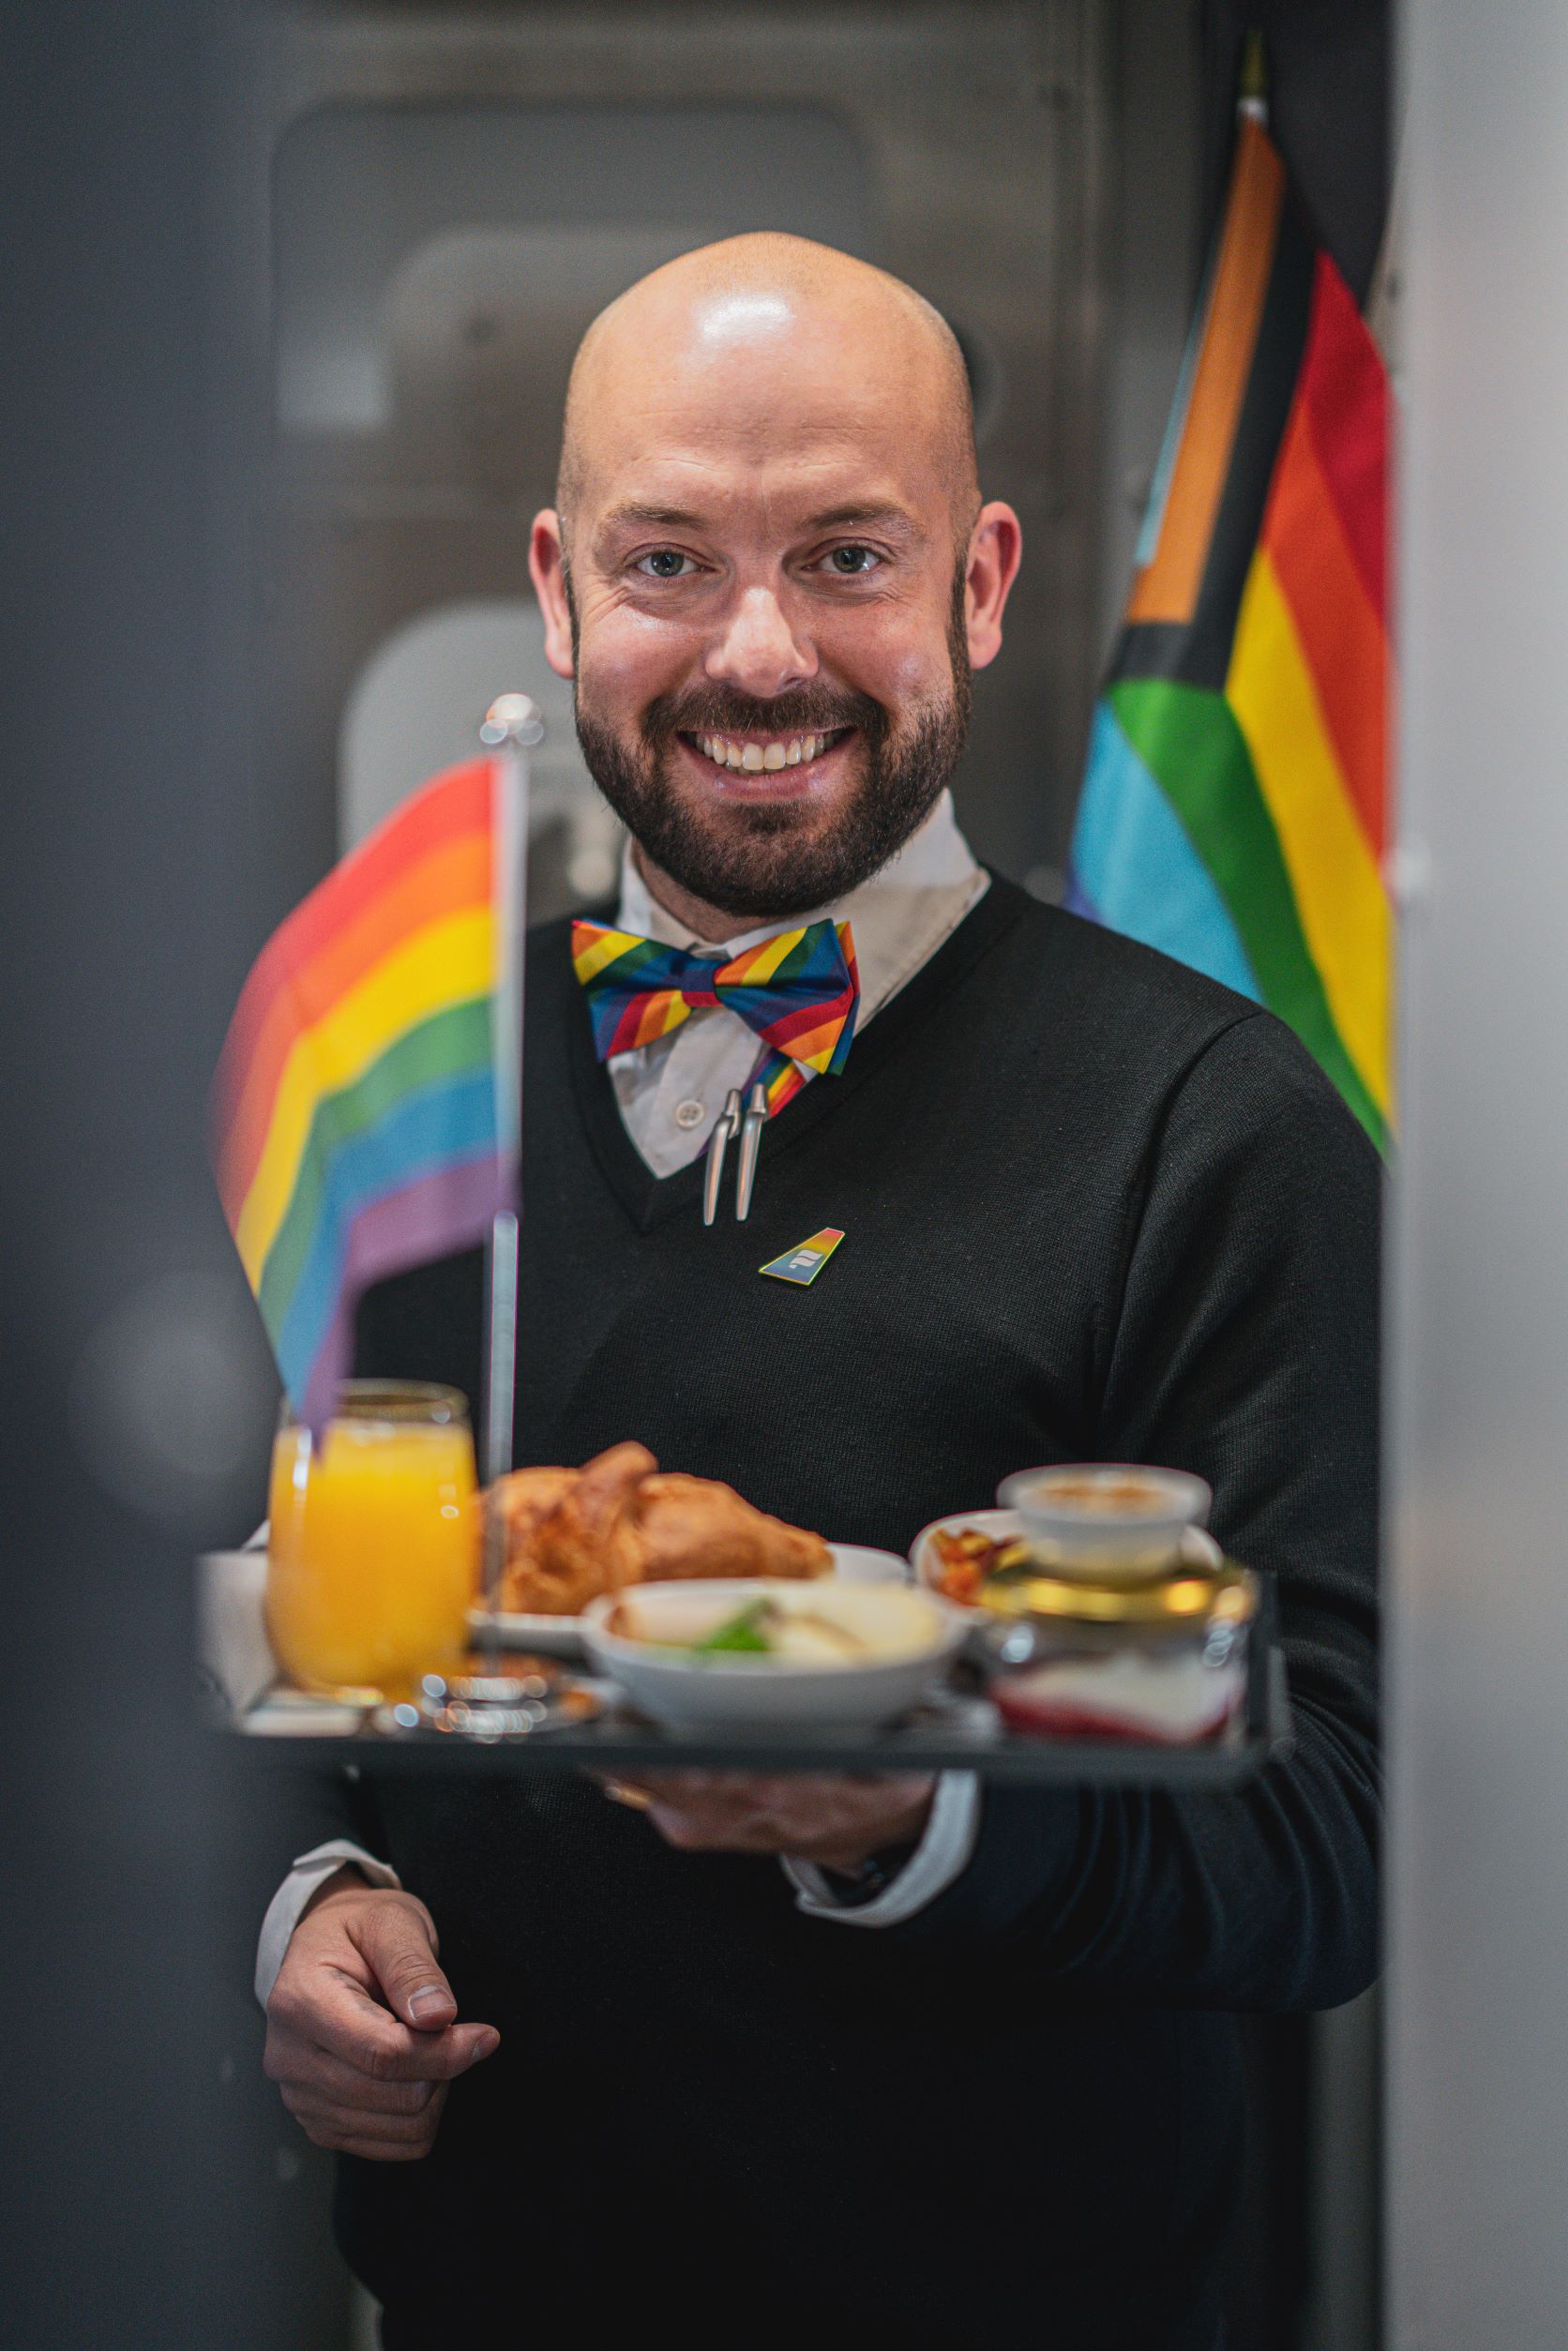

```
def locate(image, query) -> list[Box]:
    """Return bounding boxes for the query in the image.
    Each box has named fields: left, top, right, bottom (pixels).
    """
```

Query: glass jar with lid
left=976, top=1463, right=1257, bottom=1742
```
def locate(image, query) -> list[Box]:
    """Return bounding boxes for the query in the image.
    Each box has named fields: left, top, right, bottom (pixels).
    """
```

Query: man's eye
left=635, top=550, right=697, bottom=580
left=822, top=545, right=882, bottom=575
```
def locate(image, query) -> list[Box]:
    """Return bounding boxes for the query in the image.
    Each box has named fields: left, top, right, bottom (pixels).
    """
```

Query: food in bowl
left=927, top=1525, right=1018, bottom=1607
left=490, top=1442, right=830, bottom=1615
left=582, top=1579, right=965, bottom=1730
left=604, top=1585, right=940, bottom=1665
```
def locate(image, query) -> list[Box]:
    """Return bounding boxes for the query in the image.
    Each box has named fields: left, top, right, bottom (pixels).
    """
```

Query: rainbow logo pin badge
left=760, top=1228, right=844, bottom=1287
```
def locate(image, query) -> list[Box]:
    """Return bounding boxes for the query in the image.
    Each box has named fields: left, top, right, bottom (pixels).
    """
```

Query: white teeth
left=694, top=730, right=838, bottom=771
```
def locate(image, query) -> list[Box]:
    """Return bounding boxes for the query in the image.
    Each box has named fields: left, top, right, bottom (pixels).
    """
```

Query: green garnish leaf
left=692, top=1601, right=774, bottom=1654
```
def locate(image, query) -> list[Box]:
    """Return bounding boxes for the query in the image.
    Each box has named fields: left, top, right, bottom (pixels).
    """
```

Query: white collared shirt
left=255, top=797, right=988, bottom=2006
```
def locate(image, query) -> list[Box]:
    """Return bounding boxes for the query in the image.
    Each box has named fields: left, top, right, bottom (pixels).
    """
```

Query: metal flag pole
left=476, top=691, right=543, bottom=1680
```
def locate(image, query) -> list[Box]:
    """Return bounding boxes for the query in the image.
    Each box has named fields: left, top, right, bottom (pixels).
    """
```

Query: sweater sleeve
left=226, top=1757, right=387, bottom=2000
left=893, top=1012, right=1381, bottom=2012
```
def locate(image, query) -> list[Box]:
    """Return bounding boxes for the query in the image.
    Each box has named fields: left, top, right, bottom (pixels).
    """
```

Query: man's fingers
left=629, top=1767, right=939, bottom=1860
left=626, top=1771, right=727, bottom=1802
left=269, top=2043, right=437, bottom=2115
left=294, top=1970, right=499, bottom=2081
left=264, top=1888, right=498, bottom=2165
left=647, top=1802, right=772, bottom=1852
left=283, top=2085, right=446, bottom=2148
left=332, top=2132, right=439, bottom=2164
left=292, top=2107, right=444, bottom=2162
left=285, top=2093, right=431, bottom=2141
left=351, top=1900, right=458, bottom=2029
left=354, top=2013, right=500, bottom=2086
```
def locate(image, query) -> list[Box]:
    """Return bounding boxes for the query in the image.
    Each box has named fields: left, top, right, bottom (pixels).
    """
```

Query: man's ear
left=963, top=501, right=1023, bottom=671
left=529, top=510, right=575, bottom=679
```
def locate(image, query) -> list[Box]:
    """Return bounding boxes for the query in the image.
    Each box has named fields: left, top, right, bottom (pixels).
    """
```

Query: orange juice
left=266, top=1405, right=478, bottom=1699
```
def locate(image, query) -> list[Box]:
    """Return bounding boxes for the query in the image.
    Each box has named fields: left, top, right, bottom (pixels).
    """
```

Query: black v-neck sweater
left=280, top=877, right=1379, bottom=2350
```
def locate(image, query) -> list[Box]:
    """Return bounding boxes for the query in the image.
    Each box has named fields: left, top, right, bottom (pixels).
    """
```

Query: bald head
left=527, top=230, right=1021, bottom=934
left=556, top=233, right=979, bottom=545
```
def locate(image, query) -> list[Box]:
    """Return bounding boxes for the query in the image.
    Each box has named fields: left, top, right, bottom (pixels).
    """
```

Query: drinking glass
left=266, top=1381, right=478, bottom=1702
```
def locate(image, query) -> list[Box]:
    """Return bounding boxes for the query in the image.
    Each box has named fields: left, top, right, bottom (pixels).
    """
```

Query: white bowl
left=581, top=1578, right=965, bottom=1731
left=910, top=1508, right=1026, bottom=1617
left=826, top=1543, right=912, bottom=1586
left=467, top=1541, right=908, bottom=1660
left=912, top=1508, right=1222, bottom=1616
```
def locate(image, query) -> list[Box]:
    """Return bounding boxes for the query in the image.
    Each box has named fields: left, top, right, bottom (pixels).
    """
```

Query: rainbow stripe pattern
left=1066, top=113, right=1392, bottom=1148
left=213, top=757, right=515, bottom=1421
left=572, top=916, right=859, bottom=1113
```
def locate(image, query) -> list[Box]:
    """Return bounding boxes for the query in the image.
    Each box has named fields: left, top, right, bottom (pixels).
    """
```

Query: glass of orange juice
left=266, top=1381, right=479, bottom=1702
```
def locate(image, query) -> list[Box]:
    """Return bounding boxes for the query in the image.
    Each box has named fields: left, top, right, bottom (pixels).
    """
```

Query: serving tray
left=216, top=1579, right=1289, bottom=1792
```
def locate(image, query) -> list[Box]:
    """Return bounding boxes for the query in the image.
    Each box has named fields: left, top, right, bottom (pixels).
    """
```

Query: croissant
left=492, top=1442, right=830, bottom=1614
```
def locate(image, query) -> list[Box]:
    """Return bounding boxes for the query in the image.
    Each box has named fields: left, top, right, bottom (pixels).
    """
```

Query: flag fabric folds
left=1066, top=111, right=1392, bottom=1148
left=212, top=757, right=516, bottom=1422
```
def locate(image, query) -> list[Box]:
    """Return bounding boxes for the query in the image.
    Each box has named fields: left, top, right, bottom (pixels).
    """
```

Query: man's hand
left=601, top=1771, right=937, bottom=1869
left=264, top=1872, right=499, bottom=2162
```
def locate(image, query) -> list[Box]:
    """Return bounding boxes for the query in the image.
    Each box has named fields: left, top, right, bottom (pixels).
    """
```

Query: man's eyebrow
left=595, top=499, right=925, bottom=538
left=597, top=501, right=711, bottom=534
left=799, top=503, right=922, bottom=536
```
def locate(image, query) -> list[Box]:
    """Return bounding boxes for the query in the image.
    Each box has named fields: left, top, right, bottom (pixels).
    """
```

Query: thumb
left=354, top=1897, right=458, bottom=2030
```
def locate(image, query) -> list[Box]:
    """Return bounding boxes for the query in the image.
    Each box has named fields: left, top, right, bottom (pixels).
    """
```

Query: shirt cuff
left=254, top=1839, right=401, bottom=2008
left=780, top=1771, right=982, bottom=1928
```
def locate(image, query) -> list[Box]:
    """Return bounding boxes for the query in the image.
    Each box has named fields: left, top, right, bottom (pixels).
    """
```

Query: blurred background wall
left=1388, top=0, right=1568, bottom=2343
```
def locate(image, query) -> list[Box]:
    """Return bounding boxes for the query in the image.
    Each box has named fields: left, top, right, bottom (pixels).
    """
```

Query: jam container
left=977, top=1464, right=1257, bottom=1743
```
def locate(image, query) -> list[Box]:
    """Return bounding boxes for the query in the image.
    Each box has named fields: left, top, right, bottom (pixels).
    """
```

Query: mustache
left=640, top=684, right=889, bottom=743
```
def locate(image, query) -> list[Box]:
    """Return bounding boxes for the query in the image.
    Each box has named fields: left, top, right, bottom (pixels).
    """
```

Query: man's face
left=534, top=295, right=1012, bottom=922
left=568, top=550, right=971, bottom=921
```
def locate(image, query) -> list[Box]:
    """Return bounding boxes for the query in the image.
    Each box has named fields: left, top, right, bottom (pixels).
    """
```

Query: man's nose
left=703, top=586, right=816, bottom=701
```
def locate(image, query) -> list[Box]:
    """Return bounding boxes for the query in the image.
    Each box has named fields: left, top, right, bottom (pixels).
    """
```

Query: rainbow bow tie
left=571, top=916, right=860, bottom=1115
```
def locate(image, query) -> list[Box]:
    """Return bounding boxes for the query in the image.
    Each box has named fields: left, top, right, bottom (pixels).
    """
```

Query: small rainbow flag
left=213, top=757, right=519, bottom=1421
left=1066, top=101, right=1392, bottom=1148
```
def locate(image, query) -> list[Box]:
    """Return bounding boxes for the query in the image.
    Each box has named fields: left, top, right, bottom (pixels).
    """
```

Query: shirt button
left=674, top=1098, right=706, bottom=1131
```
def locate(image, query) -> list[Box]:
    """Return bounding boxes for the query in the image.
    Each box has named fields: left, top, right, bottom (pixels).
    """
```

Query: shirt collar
left=612, top=789, right=987, bottom=1023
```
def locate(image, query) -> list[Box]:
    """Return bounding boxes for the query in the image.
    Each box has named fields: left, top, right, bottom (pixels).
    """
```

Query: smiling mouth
left=682, top=727, right=852, bottom=775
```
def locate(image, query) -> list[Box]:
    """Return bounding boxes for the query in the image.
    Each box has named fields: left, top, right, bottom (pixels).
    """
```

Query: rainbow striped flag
left=213, top=757, right=519, bottom=1422
left=1066, top=107, right=1391, bottom=1147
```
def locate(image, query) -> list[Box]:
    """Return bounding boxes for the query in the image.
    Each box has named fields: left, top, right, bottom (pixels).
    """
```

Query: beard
left=568, top=571, right=973, bottom=920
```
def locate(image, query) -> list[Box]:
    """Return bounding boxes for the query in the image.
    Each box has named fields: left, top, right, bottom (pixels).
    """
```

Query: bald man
left=257, top=236, right=1379, bottom=2350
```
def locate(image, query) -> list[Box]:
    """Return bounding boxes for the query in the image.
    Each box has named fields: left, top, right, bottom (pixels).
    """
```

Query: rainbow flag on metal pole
left=212, top=721, right=532, bottom=1431
left=1066, top=59, right=1392, bottom=1148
